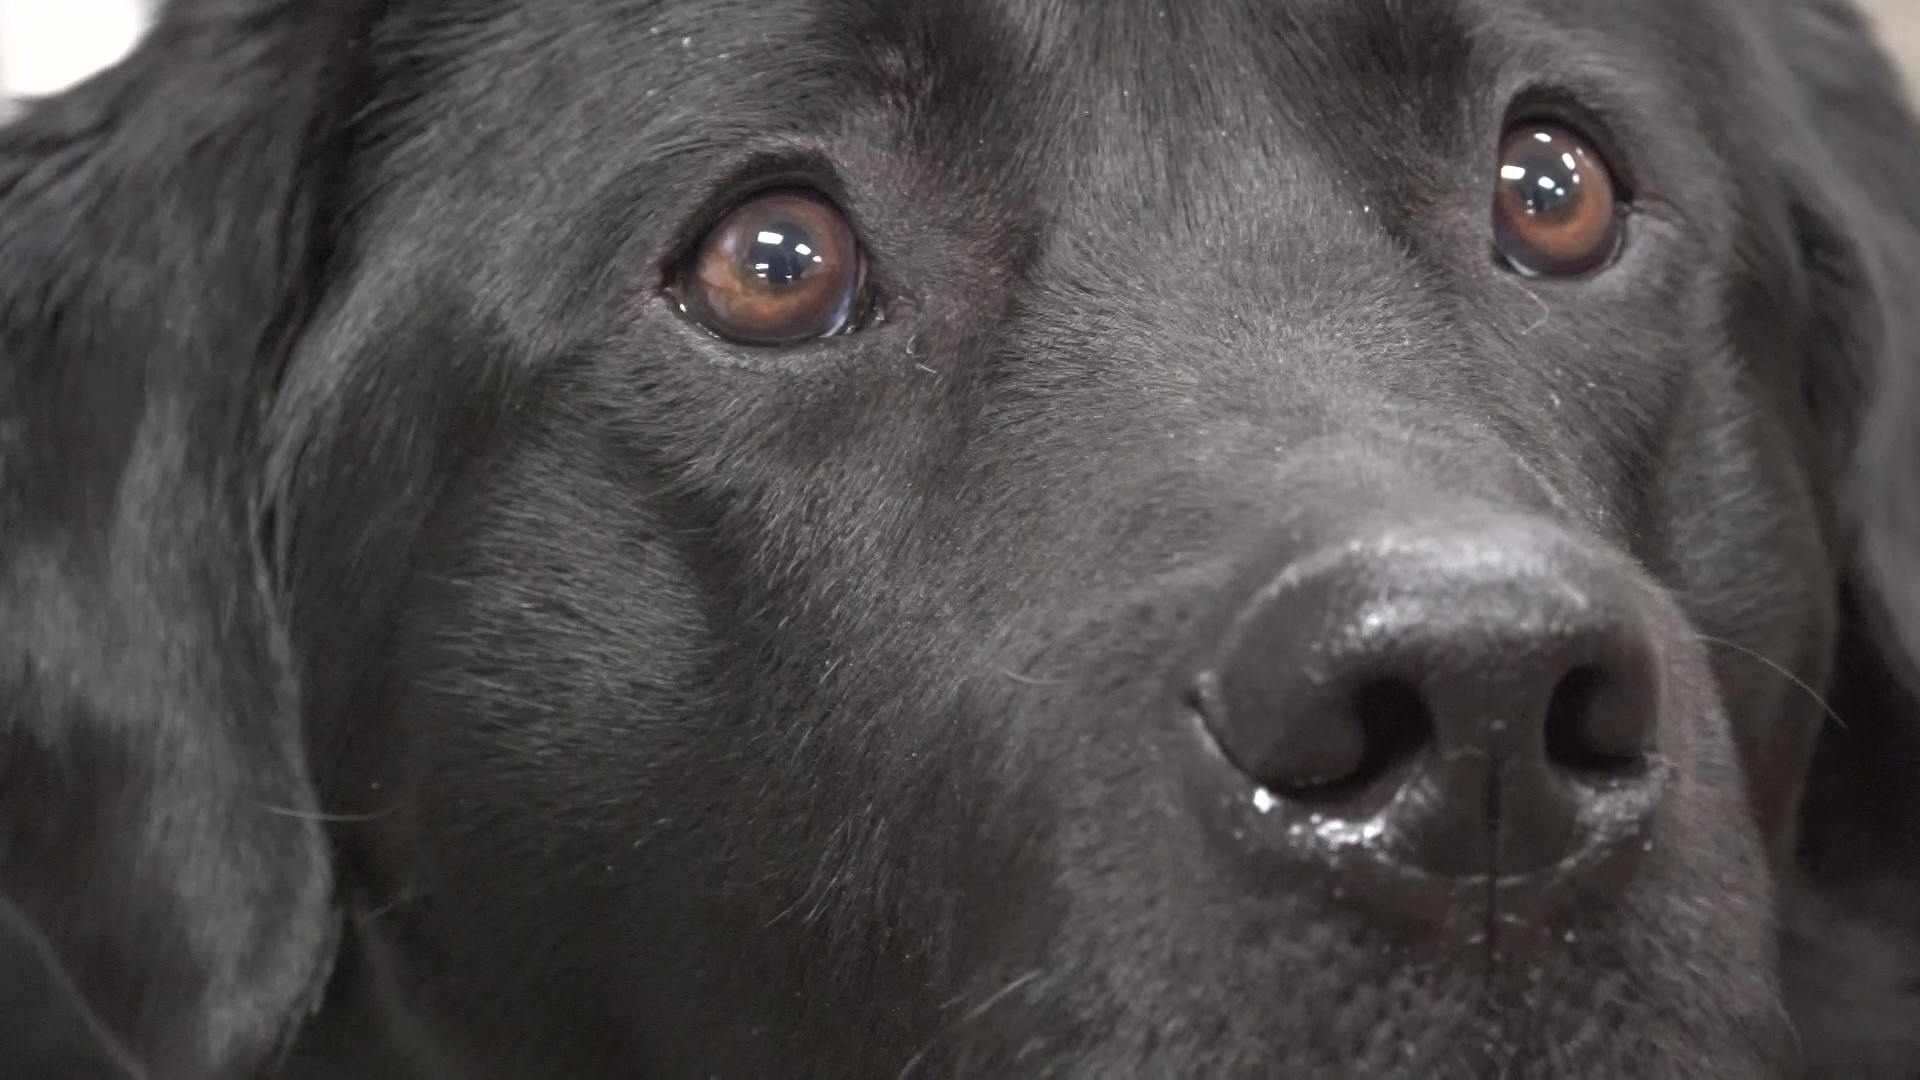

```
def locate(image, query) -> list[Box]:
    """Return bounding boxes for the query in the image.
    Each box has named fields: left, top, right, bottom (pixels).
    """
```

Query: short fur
left=1, top=0, right=1918, bottom=1076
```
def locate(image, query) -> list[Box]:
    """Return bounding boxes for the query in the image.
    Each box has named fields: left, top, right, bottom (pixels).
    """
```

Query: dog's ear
left=1772, top=0, right=1920, bottom=682
left=0, top=2, right=374, bottom=1075
left=1767, top=0, right=1920, bottom=1069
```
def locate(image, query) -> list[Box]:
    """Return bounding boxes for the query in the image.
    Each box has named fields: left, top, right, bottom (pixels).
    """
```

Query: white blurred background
left=0, top=0, right=148, bottom=102
left=0, top=1, right=1914, bottom=106
left=1879, top=2, right=1920, bottom=64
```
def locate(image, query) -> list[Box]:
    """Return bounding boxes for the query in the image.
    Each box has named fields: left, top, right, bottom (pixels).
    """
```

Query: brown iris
left=1493, top=124, right=1623, bottom=277
left=677, top=190, right=865, bottom=345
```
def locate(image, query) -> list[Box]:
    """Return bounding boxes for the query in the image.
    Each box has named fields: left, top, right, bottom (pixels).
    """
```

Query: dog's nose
left=1190, top=523, right=1664, bottom=881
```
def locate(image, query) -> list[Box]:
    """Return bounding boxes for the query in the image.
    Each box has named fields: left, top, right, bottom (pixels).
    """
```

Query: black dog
left=4, top=0, right=1920, bottom=1075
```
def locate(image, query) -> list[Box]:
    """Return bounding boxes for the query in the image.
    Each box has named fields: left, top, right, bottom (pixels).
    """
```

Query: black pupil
left=1507, top=133, right=1587, bottom=219
left=743, top=220, right=823, bottom=288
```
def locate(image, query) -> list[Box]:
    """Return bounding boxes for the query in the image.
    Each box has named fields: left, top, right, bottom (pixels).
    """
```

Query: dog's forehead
left=360, top=0, right=1757, bottom=291
left=390, top=0, right=1734, bottom=159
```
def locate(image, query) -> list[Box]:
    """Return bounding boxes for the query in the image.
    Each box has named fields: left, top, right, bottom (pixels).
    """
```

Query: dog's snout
left=1189, top=522, right=1666, bottom=890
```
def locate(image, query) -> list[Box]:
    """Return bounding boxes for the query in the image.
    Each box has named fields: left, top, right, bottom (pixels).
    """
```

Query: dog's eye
left=1493, top=124, right=1622, bottom=278
left=675, top=190, right=866, bottom=346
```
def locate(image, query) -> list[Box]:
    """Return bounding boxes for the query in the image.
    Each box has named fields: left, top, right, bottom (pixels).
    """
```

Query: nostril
left=1190, top=666, right=1437, bottom=802
left=1347, top=677, right=1435, bottom=783
left=1279, top=678, right=1433, bottom=801
left=1544, top=665, right=1650, bottom=775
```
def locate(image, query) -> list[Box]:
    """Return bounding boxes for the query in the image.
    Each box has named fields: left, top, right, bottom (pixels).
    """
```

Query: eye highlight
left=1492, top=124, right=1624, bottom=278
left=673, top=189, right=868, bottom=346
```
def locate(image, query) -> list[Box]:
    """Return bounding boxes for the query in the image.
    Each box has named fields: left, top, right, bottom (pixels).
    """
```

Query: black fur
left=1, top=0, right=1917, bottom=1076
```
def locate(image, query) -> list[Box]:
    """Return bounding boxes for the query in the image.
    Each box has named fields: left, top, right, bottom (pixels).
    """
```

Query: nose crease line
left=1483, top=735, right=1503, bottom=986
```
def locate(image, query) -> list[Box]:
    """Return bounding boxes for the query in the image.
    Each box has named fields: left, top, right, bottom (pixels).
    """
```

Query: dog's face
left=5, top=0, right=1920, bottom=1077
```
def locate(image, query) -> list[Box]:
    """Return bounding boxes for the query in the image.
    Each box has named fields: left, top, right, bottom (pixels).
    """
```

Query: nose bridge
left=1034, top=80, right=1436, bottom=348
left=1006, top=3, right=1570, bottom=526
left=1017, top=225, right=1530, bottom=522
left=1027, top=184, right=1537, bottom=509
left=1040, top=186, right=1421, bottom=349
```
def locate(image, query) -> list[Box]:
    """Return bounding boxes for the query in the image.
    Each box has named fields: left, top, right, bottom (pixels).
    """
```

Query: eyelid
left=656, top=153, right=859, bottom=283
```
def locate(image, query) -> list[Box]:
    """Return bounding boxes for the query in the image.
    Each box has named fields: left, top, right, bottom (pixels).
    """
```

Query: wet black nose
left=1190, top=522, right=1664, bottom=881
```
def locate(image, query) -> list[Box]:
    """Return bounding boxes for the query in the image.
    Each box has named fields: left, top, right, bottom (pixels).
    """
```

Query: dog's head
left=4, top=0, right=1920, bottom=1075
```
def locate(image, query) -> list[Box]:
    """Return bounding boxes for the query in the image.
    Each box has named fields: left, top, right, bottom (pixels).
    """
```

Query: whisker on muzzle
left=896, top=968, right=1048, bottom=1079
left=1693, top=633, right=1845, bottom=730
